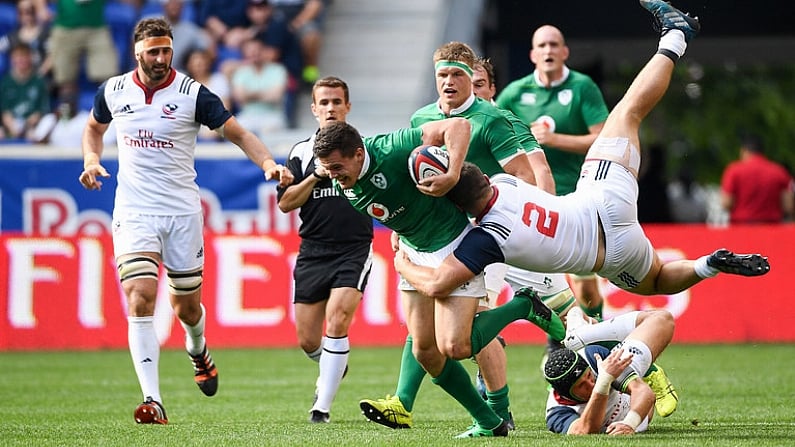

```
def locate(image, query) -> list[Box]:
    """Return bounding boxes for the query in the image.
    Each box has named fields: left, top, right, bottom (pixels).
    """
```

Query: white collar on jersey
left=533, top=65, right=571, bottom=88
left=437, top=93, right=476, bottom=116
left=359, top=145, right=371, bottom=180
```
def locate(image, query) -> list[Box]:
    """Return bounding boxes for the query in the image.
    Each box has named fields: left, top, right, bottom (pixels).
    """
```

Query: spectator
left=0, top=0, right=51, bottom=80
left=184, top=48, right=231, bottom=141
left=234, top=0, right=302, bottom=77
left=637, top=144, right=673, bottom=223
left=197, top=0, right=249, bottom=52
left=0, top=43, right=50, bottom=141
left=667, top=166, right=708, bottom=223
left=32, top=0, right=119, bottom=108
left=720, top=135, right=795, bottom=223
left=230, top=38, right=288, bottom=136
left=159, top=0, right=214, bottom=72
left=215, top=0, right=302, bottom=128
left=496, top=24, right=609, bottom=323
left=270, top=0, right=326, bottom=86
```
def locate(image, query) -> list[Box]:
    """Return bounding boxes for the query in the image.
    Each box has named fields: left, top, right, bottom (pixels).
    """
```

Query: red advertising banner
left=1, top=224, right=794, bottom=351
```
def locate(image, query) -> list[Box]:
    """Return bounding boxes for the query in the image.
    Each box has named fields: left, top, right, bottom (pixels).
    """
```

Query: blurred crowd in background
left=0, top=0, right=327, bottom=145
left=0, top=0, right=792, bottom=227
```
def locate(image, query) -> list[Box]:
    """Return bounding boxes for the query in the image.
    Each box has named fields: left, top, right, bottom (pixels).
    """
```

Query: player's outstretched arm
left=221, top=116, right=293, bottom=187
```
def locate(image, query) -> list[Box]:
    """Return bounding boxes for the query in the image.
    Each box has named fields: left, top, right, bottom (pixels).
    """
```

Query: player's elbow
left=277, top=200, right=296, bottom=213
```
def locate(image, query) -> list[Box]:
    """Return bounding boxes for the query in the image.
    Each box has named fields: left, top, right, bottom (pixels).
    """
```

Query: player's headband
left=134, top=36, right=173, bottom=55
left=434, top=60, right=473, bottom=77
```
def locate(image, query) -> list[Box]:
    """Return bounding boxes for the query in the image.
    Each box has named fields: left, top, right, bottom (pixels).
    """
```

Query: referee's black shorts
left=293, top=239, right=373, bottom=304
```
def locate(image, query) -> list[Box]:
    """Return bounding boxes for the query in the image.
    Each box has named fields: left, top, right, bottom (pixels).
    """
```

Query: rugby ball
left=408, top=145, right=449, bottom=184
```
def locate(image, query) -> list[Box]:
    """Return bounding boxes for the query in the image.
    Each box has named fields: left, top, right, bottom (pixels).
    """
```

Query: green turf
left=1, top=344, right=794, bottom=446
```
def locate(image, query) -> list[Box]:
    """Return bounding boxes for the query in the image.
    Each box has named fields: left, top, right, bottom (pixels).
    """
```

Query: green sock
left=485, top=385, right=511, bottom=423
left=583, top=303, right=603, bottom=321
left=395, top=335, right=425, bottom=412
left=431, top=358, right=502, bottom=429
left=470, top=297, right=527, bottom=354
left=644, top=362, right=659, bottom=377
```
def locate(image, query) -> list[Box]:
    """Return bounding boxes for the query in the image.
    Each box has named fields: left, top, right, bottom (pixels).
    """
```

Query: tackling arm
left=393, top=249, right=476, bottom=299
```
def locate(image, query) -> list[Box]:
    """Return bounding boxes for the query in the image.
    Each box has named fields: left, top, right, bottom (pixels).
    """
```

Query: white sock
left=659, top=29, right=687, bottom=58
left=305, top=346, right=323, bottom=363
left=694, top=255, right=719, bottom=278
left=128, top=316, right=161, bottom=402
left=180, top=303, right=206, bottom=356
left=574, top=311, right=641, bottom=345
left=313, top=336, right=349, bottom=413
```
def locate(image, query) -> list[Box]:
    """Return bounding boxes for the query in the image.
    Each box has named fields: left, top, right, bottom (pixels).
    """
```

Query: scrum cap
left=543, top=348, right=590, bottom=401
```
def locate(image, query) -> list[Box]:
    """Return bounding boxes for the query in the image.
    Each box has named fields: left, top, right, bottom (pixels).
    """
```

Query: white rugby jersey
left=454, top=173, right=599, bottom=276
left=544, top=345, right=648, bottom=434
left=93, top=69, right=232, bottom=215
left=545, top=383, right=633, bottom=433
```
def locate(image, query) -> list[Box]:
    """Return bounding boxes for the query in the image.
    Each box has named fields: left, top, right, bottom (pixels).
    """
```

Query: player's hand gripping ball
left=408, top=145, right=449, bottom=184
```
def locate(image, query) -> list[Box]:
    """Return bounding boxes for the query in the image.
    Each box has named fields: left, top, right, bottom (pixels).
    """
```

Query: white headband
left=134, top=36, right=173, bottom=55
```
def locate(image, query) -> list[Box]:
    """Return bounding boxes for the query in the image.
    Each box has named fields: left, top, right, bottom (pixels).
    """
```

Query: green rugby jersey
left=502, top=109, right=542, bottom=154
left=496, top=70, right=608, bottom=194
left=335, top=127, right=469, bottom=252
left=410, top=97, right=525, bottom=177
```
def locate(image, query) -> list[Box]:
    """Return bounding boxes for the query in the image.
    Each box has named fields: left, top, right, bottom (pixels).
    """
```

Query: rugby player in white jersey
left=543, top=307, right=675, bottom=435
left=394, top=0, right=770, bottom=338
left=78, top=17, right=292, bottom=424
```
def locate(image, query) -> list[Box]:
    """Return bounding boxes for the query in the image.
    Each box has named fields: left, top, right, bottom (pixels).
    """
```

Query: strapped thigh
left=117, top=255, right=159, bottom=282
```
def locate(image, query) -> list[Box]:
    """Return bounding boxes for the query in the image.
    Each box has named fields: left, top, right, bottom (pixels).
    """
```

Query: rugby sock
left=658, top=29, right=687, bottom=62
left=694, top=255, right=719, bottom=278
left=469, top=298, right=527, bottom=354
left=395, top=335, right=425, bottom=412
left=128, top=316, right=162, bottom=403
left=305, top=346, right=323, bottom=362
left=180, top=303, right=206, bottom=356
left=314, top=335, right=349, bottom=412
left=583, top=303, right=604, bottom=321
left=485, top=385, right=511, bottom=423
left=431, top=358, right=502, bottom=429
left=573, top=311, right=640, bottom=346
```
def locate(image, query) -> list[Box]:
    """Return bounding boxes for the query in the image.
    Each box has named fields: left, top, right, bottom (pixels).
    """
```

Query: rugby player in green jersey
left=497, top=23, right=610, bottom=331
left=313, top=118, right=565, bottom=438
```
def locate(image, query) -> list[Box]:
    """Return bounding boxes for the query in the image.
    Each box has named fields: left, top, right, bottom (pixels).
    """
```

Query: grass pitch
left=1, top=344, right=794, bottom=446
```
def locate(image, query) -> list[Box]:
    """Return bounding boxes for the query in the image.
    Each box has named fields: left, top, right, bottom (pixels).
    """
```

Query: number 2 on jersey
left=522, top=202, right=559, bottom=237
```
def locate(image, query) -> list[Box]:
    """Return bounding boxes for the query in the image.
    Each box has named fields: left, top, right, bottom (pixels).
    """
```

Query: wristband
left=593, top=372, right=614, bottom=396
left=312, top=171, right=324, bottom=179
left=621, top=410, right=642, bottom=430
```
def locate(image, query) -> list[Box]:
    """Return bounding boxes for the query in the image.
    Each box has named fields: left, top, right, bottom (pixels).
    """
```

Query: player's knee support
left=167, top=268, right=203, bottom=295
left=117, top=256, right=159, bottom=282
